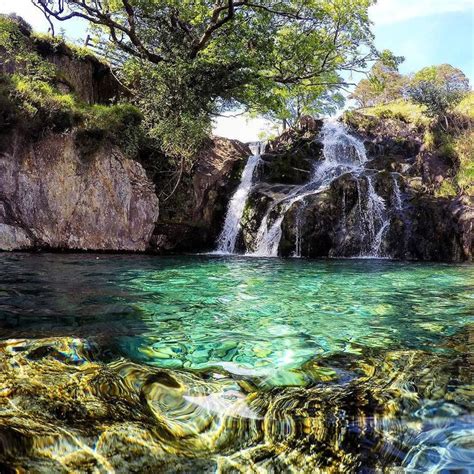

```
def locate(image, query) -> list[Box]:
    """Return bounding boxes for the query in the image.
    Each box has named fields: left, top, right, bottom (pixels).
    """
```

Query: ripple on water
left=0, top=254, right=472, bottom=471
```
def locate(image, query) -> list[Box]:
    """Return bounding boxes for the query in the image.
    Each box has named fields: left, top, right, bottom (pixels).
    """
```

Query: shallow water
left=0, top=253, right=472, bottom=472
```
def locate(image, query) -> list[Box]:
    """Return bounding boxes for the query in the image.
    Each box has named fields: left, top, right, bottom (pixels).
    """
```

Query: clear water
left=0, top=253, right=472, bottom=472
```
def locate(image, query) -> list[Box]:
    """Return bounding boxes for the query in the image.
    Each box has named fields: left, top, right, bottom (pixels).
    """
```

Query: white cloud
left=370, top=0, right=473, bottom=25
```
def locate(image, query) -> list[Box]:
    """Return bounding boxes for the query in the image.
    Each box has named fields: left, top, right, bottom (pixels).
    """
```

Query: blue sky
left=1, top=0, right=472, bottom=141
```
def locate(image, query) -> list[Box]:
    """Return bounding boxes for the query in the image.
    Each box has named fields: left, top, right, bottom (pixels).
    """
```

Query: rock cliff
left=150, top=137, right=250, bottom=253
left=0, top=130, right=159, bottom=251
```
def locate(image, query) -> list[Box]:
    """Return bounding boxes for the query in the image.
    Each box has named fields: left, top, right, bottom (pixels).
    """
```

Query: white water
left=392, top=175, right=403, bottom=210
left=215, top=143, right=263, bottom=254
left=215, top=120, right=402, bottom=259
left=249, top=121, right=367, bottom=257
left=361, top=174, right=389, bottom=257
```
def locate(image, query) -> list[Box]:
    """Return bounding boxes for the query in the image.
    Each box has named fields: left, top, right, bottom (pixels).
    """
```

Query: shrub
left=455, top=92, right=474, bottom=119
left=406, top=65, right=470, bottom=120
left=11, top=75, right=83, bottom=132
left=453, top=131, right=474, bottom=195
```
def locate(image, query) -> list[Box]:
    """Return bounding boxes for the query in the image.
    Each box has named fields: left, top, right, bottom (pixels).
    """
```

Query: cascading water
left=392, top=175, right=403, bottom=210
left=359, top=174, right=390, bottom=257
left=215, top=120, right=406, bottom=259
left=249, top=120, right=368, bottom=257
left=215, top=142, right=264, bottom=254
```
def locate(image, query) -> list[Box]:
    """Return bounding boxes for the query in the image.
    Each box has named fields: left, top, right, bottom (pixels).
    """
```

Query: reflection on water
left=0, top=254, right=472, bottom=472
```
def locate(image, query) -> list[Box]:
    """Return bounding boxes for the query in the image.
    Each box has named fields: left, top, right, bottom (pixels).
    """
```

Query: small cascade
left=292, top=201, right=306, bottom=258
left=392, top=175, right=403, bottom=210
left=249, top=120, right=367, bottom=257
left=359, top=174, right=390, bottom=257
left=215, top=143, right=263, bottom=254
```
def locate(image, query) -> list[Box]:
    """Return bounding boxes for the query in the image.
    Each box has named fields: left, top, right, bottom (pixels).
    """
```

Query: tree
left=350, top=49, right=405, bottom=108
left=32, top=0, right=377, bottom=160
left=406, top=64, right=470, bottom=120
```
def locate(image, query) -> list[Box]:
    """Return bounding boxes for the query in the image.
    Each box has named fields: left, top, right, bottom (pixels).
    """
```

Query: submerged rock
left=0, top=331, right=470, bottom=472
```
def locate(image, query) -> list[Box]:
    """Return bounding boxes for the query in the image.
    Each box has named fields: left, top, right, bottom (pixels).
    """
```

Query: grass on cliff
left=357, top=100, right=431, bottom=127
left=435, top=130, right=474, bottom=197
left=350, top=97, right=473, bottom=197
left=0, top=15, right=142, bottom=157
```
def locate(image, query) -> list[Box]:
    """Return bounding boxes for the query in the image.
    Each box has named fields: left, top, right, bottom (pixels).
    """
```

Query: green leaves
left=407, top=64, right=470, bottom=118
left=32, top=1, right=377, bottom=157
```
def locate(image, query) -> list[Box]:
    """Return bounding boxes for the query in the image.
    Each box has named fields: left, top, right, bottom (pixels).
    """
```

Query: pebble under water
left=0, top=253, right=472, bottom=472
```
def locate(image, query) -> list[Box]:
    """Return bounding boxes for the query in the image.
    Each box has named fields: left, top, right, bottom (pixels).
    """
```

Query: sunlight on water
left=0, top=253, right=472, bottom=472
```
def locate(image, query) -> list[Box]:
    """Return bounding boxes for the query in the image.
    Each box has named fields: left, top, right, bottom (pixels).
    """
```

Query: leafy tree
left=406, top=64, right=471, bottom=120
left=350, top=49, right=405, bottom=108
left=33, top=0, right=377, bottom=157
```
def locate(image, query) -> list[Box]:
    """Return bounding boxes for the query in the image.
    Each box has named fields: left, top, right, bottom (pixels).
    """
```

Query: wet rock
left=151, top=137, right=251, bottom=253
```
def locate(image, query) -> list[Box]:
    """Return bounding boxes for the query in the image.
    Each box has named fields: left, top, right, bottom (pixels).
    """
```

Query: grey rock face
left=0, top=132, right=159, bottom=251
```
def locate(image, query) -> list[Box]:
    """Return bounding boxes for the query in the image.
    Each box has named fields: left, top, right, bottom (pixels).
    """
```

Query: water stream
left=215, top=142, right=264, bottom=254
left=216, top=120, right=404, bottom=259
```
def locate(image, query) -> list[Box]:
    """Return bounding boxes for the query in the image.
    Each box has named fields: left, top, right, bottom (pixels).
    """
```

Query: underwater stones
left=0, top=327, right=472, bottom=472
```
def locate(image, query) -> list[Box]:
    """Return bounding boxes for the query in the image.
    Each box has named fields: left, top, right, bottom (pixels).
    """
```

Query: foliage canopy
left=33, top=0, right=377, bottom=156
left=405, top=64, right=471, bottom=119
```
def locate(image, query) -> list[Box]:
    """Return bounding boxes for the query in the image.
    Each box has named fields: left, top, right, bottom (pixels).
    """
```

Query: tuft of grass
left=10, top=74, right=82, bottom=131
left=359, top=100, right=431, bottom=127
left=454, top=92, right=474, bottom=119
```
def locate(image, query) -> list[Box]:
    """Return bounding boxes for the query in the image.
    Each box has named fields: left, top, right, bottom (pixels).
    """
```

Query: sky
left=1, top=0, right=473, bottom=142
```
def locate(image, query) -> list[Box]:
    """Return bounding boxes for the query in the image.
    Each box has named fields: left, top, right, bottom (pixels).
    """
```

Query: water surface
left=0, top=254, right=472, bottom=472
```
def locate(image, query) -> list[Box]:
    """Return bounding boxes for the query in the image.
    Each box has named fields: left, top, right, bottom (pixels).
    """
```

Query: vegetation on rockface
left=348, top=53, right=472, bottom=199
left=33, top=0, right=380, bottom=160
left=0, top=15, right=142, bottom=156
left=345, top=93, right=473, bottom=198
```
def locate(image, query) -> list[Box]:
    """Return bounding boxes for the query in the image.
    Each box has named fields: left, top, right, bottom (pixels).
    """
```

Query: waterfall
left=392, top=175, right=403, bottom=210
left=360, top=174, right=389, bottom=257
left=215, top=120, right=405, bottom=259
left=249, top=120, right=366, bottom=257
left=215, top=143, right=263, bottom=254
left=292, top=201, right=306, bottom=258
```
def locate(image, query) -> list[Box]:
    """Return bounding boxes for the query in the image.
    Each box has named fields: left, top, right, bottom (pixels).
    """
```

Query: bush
left=11, top=75, right=83, bottom=132
left=455, top=92, right=474, bottom=119
left=406, top=65, right=470, bottom=119
left=80, top=103, right=144, bottom=157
